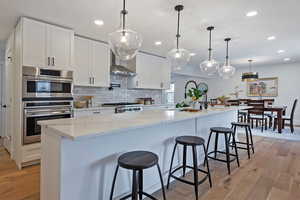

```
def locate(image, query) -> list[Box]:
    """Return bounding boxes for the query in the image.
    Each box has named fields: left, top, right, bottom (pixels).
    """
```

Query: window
left=165, top=83, right=175, bottom=104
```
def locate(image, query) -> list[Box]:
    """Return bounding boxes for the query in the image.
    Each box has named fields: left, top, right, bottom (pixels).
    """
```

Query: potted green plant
left=187, top=88, right=203, bottom=109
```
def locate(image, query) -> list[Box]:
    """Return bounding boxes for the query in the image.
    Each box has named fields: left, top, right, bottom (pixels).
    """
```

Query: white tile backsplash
left=73, top=75, right=164, bottom=104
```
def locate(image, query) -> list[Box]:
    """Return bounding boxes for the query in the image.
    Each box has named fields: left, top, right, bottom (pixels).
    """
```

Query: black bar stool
left=110, top=151, right=166, bottom=200
left=167, top=136, right=212, bottom=200
left=206, top=127, right=240, bottom=175
left=230, top=122, right=255, bottom=159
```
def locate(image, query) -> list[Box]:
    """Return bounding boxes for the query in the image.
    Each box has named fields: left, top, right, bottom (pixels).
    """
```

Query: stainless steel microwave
left=22, top=66, right=73, bottom=98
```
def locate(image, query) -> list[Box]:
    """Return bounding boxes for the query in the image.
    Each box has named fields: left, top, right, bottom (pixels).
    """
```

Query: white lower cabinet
left=74, top=36, right=110, bottom=87
left=128, top=52, right=171, bottom=89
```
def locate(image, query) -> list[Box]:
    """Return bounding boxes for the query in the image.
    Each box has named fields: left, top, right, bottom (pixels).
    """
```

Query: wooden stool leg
left=224, top=133, right=231, bottom=175
left=192, top=146, right=199, bottom=200
left=182, top=145, right=187, bottom=177
left=110, top=165, right=119, bottom=200
left=157, top=164, right=167, bottom=200
left=167, top=143, right=177, bottom=189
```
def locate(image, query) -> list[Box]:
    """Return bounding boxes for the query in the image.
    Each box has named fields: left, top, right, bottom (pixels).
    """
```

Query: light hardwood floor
left=1, top=135, right=300, bottom=200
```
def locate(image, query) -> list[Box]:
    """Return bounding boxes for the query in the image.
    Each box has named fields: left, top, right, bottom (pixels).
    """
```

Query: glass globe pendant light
left=200, top=26, right=219, bottom=76
left=218, top=38, right=236, bottom=79
left=167, top=5, right=191, bottom=71
left=242, top=59, right=259, bottom=81
left=108, top=0, right=142, bottom=61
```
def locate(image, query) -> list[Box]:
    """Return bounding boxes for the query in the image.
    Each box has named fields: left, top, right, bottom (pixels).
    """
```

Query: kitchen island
left=39, top=106, right=245, bottom=200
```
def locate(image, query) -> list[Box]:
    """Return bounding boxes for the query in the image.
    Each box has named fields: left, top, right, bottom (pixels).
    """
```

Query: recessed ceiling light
left=190, top=53, right=196, bottom=56
left=94, top=20, right=104, bottom=26
left=284, top=58, right=291, bottom=61
left=277, top=50, right=285, bottom=53
left=155, top=41, right=162, bottom=46
left=267, top=36, right=276, bottom=41
left=246, top=11, right=258, bottom=17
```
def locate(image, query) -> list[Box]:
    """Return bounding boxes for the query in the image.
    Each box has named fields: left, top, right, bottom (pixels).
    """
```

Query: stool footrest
left=170, top=165, right=209, bottom=186
left=119, top=192, right=158, bottom=200
left=207, top=151, right=238, bottom=163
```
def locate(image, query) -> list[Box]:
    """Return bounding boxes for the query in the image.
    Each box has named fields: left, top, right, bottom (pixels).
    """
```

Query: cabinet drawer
left=22, top=143, right=41, bottom=163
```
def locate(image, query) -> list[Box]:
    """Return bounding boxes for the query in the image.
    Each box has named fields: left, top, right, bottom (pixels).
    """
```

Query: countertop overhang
left=39, top=106, right=249, bottom=140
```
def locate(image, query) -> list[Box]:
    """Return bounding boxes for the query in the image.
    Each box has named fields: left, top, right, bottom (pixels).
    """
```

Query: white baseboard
left=294, top=119, right=300, bottom=126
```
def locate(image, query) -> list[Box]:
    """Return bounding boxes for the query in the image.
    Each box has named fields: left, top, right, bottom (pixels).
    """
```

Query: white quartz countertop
left=39, top=106, right=249, bottom=140
left=73, top=104, right=175, bottom=112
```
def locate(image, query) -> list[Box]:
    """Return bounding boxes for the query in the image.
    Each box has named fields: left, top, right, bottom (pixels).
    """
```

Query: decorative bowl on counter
left=180, top=108, right=202, bottom=112
left=74, top=101, right=88, bottom=109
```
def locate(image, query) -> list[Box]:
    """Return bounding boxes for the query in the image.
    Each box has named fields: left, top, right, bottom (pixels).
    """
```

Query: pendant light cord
left=248, top=60, right=253, bottom=72
left=225, top=38, right=231, bottom=66
left=121, top=0, right=127, bottom=31
left=208, top=30, right=212, bottom=60
left=207, top=27, right=214, bottom=61
left=176, top=10, right=181, bottom=49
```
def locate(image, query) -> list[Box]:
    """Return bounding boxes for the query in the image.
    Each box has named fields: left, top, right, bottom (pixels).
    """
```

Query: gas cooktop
left=102, top=102, right=141, bottom=107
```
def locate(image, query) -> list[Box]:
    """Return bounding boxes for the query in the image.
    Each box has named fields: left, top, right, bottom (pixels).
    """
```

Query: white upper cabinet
left=22, top=18, right=47, bottom=67
left=74, top=36, right=110, bottom=87
left=47, top=25, right=74, bottom=68
left=21, top=18, right=74, bottom=69
left=74, top=37, right=91, bottom=86
left=91, top=41, right=110, bottom=87
left=129, top=53, right=171, bottom=89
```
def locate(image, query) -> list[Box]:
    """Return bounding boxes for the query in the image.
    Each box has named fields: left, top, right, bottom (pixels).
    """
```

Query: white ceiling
left=0, top=0, right=299, bottom=68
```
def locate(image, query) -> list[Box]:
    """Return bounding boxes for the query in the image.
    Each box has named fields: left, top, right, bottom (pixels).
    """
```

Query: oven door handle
left=24, top=76, right=73, bottom=83
left=25, top=110, right=71, bottom=117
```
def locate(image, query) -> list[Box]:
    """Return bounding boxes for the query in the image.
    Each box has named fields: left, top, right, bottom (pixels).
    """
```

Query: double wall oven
left=22, top=66, right=74, bottom=145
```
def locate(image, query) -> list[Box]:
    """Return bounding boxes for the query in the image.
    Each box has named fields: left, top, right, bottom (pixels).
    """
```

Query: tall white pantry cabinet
left=11, top=17, right=75, bottom=169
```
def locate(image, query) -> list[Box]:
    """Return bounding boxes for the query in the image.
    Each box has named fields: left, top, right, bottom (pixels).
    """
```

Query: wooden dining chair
left=247, top=100, right=268, bottom=132
left=274, top=99, right=298, bottom=133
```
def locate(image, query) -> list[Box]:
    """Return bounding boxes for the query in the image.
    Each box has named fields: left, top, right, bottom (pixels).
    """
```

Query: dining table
left=264, top=106, right=287, bottom=133
left=244, top=106, right=287, bottom=133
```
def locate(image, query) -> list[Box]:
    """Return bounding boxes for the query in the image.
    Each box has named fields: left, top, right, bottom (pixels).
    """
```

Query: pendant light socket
left=175, top=5, right=184, bottom=12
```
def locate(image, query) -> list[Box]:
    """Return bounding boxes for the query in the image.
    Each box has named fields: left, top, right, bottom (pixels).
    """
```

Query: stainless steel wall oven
left=22, top=66, right=74, bottom=145
left=23, top=66, right=73, bottom=98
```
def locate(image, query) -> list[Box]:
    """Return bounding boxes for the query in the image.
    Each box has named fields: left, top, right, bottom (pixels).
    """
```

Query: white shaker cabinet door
left=160, top=61, right=171, bottom=89
left=74, top=37, right=92, bottom=86
left=22, top=18, right=47, bottom=67
left=91, top=41, right=110, bottom=87
left=47, top=25, right=74, bottom=69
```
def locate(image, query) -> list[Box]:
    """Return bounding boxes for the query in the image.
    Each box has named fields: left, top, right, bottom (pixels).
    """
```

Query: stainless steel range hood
left=110, top=51, right=137, bottom=76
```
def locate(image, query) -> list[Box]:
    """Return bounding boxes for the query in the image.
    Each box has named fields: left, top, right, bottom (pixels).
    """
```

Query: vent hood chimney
left=110, top=51, right=137, bottom=76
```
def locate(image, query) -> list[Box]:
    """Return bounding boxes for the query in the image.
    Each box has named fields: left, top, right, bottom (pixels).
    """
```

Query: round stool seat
left=231, top=122, right=251, bottom=127
left=118, top=151, right=158, bottom=170
left=176, top=136, right=205, bottom=146
left=210, top=127, right=233, bottom=134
